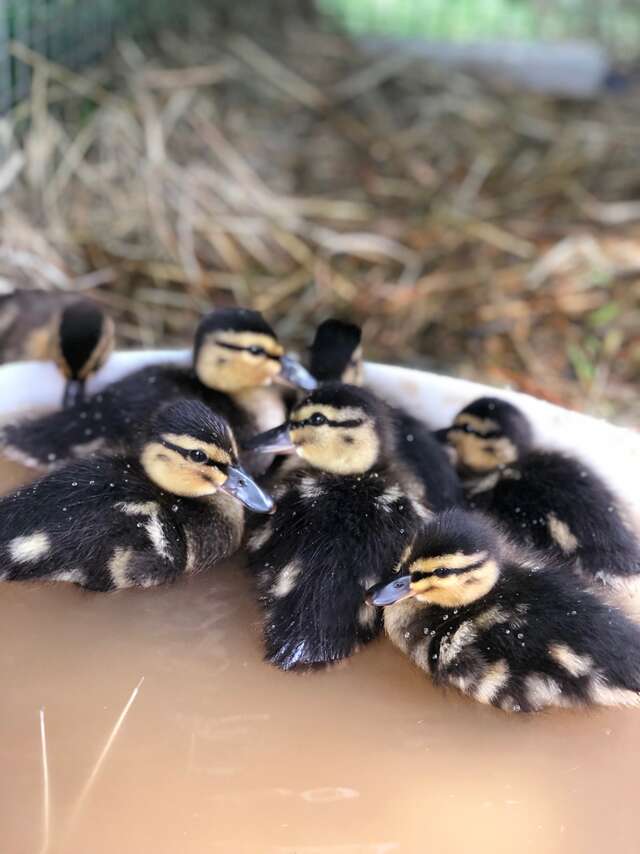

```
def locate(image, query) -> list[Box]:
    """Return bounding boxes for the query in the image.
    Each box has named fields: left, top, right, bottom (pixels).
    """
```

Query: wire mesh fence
left=0, top=0, right=205, bottom=112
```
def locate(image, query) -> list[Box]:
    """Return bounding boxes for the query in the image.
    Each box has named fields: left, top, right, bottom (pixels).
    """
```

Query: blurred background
left=1, top=0, right=639, bottom=421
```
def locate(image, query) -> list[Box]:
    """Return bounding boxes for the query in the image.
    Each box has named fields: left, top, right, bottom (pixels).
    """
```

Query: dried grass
left=1, top=10, right=640, bottom=422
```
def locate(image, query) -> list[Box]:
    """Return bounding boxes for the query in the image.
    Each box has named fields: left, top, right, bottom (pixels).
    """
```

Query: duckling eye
left=310, top=413, right=327, bottom=426
left=248, top=345, right=265, bottom=356
left=188, top=449, right=208, bottom=464
left=435, top=568, right=449, bottom=578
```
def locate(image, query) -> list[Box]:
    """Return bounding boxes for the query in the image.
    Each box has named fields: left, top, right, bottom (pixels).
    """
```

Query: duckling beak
left=63, top=378, right=86, bottom=409
left=278, top=354, right=317, bottom=391
left=243, top=423, right=295, bottom=455
left=222, top=465, right=275, bottom=514
left=366, top=575, right=413, bottom=606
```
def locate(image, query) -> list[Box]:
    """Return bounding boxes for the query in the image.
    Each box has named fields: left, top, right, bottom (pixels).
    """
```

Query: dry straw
left=1, top=10, right=639, bottom=420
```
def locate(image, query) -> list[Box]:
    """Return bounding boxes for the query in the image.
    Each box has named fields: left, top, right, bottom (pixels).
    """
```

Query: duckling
left=368, top=509, right=640, bottom=712
left=0, top=291, right=114, bottom=408
left=244, top=383, right=430, bottom=670
left=441, top=396, right=640, bottom=596
left=0, top=399, right=273, bottom=591
left=0, top=307, right=316, bottom=473
left=308, top=318, right=462, bottom=511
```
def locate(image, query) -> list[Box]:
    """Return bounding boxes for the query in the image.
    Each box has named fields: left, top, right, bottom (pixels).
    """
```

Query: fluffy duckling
left=1, top=307, right=315, bottom=473
left=0, top=400, right=273, bottom=591
left=441, top=397, right=640, bottom=595
left=244, top=383, right=430, bottom=670
left=308, top=318, right=462, bottom=511
left=0, top=291, right=114, bottom=408
left=368, top=509, right=640, bottom=712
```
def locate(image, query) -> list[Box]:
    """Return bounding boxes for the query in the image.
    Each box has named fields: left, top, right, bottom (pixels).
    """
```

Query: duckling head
left=309, top=318, right=363, bottom=385
left=367, top=509, right=501, bottom=608
left=140, top=399, right=274, bottom=512
left=244, top=382, right=392, bottom=475
left=193, top=307, right=316, bottom=394
left=443, top=397, right=533, bottom=474
left=54, top=300, right=114, bottom=408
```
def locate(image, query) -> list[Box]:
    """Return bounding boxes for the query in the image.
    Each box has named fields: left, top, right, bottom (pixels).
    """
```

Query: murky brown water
left=1, top=459, right=639, bottom=854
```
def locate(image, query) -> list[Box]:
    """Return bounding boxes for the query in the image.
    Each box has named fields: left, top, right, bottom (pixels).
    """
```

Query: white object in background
left=363, top=39, right=609, bottom=98
left=0, top=350, right=637, bottom=512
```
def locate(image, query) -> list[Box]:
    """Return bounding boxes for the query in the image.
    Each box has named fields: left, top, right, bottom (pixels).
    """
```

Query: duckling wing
left=394, top=410, right=464, bottom=511
left=0, top=458, right=186, bottom=590
left=472, top=452, right=640, bottom=582
left=248, top=471, right=423, bottom=669
left=0, top=364, right=245, bottom=469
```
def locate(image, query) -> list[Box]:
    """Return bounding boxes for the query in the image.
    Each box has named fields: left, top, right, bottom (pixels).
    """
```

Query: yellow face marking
left=447, top=432, right=517, bottom=472
left=290, top=403, right=365, bottom=426
left=410, top=551, right=488, bottom=574
left=195, top=331, right=283, bottom=392
left=454, top=413, right=500, bottom=434
left=141, top=442, right=227, bottom=496
left=288, top=404, right=379, bottom=475
left=408, top=555, right=499, bottom=608
left=162, top=434, right=233, bottom=466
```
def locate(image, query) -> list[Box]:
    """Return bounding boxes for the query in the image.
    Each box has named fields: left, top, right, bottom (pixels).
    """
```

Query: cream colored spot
left=109, top=546, right=133, bottom=589
left=247, top=521, right=273, bottom=553
left=116, top=501, right=171, bottom=561
left=525, top=674, right=564, bottom=710
left=376, top=484, right=404, bottom=511
left=589, top=676, right=640, bottom=708
left=548, top=643, right=592, bottom=678
left=115, top=501, right=159, bottom=516
left=475, top=660, right=510, bottom=704
left=52, top=569, right=85, bottom=584
left=271, top=561, right=301, bottom=598
left=145, top=513, right=171, bottom=560
left=10, top=532, right=50, bottom=563
left=73, top=438, right=106, bottom=458
left=449, top=674, right=473, bottom=693
left=439, top=621, right=478, bottom=668
left=466, top=471, right=501, bottom=496
left=547, top=513, right=579, bottom=554
left=474, top=605, right=510, bottom=631
left=298, top=477, right=324, bottom=500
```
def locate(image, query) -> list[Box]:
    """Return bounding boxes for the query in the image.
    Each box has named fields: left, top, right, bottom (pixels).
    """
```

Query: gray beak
left=63, top=379, right=86, bottom=409
left=221, top=464, right=275, bottom=514
left=279, top=354, right=317, bottom=391
left=366, top=575, right=413, bottom=606
left=243, top=423, right=295, bottom=455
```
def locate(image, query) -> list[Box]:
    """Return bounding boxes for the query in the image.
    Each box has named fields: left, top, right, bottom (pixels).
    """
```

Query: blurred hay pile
left=1, top=8, right=640, bottom=422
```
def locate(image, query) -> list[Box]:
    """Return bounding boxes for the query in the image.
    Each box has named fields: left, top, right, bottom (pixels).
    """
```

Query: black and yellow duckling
left=0, top=399, right=273, bottom=591
left=441, top=396, right=640, bottom=596
left=368, top=509, right=640, bottom=712
left=244, top=382, right=430, bottom=670
left=1, top=307, right=316, bottom=473
left=308, top=317, right=463, bottom=511
left=0, top=291, right=114, bottom=408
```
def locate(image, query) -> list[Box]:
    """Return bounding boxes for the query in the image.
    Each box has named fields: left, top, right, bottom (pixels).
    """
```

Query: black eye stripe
left=162, top=441, right=229, bottom=470
left=451, top=425, right=502, bottom=439
left=216, top=341, right=280, bottom=361
left=412, top=561, right=484, bottom=580
left=291, top=417, right=364, bottom=429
